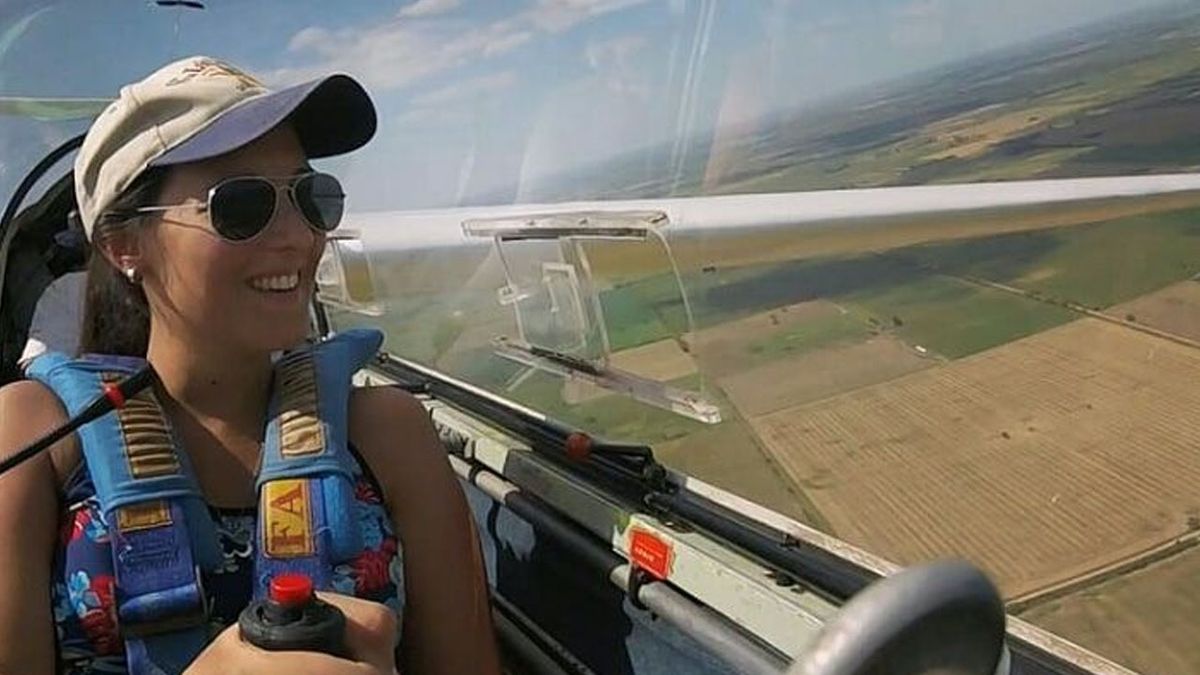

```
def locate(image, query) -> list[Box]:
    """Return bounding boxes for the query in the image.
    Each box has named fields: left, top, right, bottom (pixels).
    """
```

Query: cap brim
left=150, top=74, right=376, bottom=167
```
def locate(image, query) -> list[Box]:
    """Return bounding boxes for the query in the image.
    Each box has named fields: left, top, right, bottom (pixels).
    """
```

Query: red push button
left=269, top=573, right=314, bottom=608
left=565, top=433, right=592, bottom=462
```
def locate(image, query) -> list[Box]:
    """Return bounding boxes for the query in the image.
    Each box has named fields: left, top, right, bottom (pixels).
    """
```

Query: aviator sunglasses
left=108, top=171, right=345, bottom=242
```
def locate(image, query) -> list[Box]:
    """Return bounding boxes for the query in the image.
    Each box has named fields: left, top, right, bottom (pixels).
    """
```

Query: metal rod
left=448, top=455, right=791, bottom=675
left=608, top=564, right=786, bottom=675
left=491, top=592, right=597, bottom=675
left=491, top=597, right=580, bottom=675
left=379, top=355, right=659, bottom=483
left=455, top=455, right=623, bottom=574
left=646, top=491, right=876, bottom=602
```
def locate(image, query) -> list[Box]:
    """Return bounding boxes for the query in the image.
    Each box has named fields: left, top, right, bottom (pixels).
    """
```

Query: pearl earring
left=124, top=267, right=139, bottom=283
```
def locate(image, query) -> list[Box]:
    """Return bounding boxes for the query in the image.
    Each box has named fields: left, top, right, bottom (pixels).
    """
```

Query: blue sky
left=0, top=0, right=1176, bottom=211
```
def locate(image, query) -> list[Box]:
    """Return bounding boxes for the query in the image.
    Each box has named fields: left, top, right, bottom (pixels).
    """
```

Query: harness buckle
left=111, top=500, right=212, bottom=642
left=117, top=564, right=210, bottom=639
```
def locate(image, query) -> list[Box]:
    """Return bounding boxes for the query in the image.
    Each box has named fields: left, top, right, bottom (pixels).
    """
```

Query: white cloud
left=273, top=0, right=651, bottom=93
left=398, top=0, right=461, bottom=18
left=411, top=71, right=518, bottom=108
left=484, top=30, right=534, bottom=57
left=891, top=0, right=945, bottom=48
left=287, top=26, right=330, bottom=53
left=266, top=18, right=528, bottom=92
left=894, top=0, right=943, bottom=19
left=584, top=34, right=645, bottom=69
left=527, top=0, right=652, bottom=33
left=390, top=72, right=518, bottom=129
left=584, top=34, right=650, bottom=95
left=392, top=107, right=438, bottom=128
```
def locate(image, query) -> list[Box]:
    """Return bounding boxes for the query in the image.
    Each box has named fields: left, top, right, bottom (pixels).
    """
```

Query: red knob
left=565, top=433, right=592, bottom=462
left=269, top=573, right=314, bottom=608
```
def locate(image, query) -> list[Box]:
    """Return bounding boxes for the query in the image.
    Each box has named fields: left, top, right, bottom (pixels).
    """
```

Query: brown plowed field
left=720, top=336, right=933, bottom=417
left=749, top=318, right=1200, bottom=597
left=1108, top=280, right=1200, bottom=342
left=1019, top=545, right=1200, bottom=675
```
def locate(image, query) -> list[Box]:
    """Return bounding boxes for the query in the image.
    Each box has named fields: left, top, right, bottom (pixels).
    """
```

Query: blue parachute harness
left=27, top=328, right=383, bottom=675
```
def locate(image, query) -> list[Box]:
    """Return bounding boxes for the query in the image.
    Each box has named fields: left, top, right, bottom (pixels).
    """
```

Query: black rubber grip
left=238, top=596, right=348, bottom=657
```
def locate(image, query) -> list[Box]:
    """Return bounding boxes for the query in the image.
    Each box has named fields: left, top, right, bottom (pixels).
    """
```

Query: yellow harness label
left=117, top=500, right=172, bottom=533
left=262, top=479, right=314, bottom=558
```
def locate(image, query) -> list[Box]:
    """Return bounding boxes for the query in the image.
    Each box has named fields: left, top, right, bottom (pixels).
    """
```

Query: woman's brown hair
left=77, top=167, right=169, bottom=357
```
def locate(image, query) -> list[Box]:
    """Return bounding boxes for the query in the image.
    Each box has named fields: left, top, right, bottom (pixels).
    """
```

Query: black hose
left=0, top=366, right=157, bottom=477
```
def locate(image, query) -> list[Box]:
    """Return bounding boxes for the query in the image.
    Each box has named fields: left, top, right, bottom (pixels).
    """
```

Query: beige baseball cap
left=75, top=55, right=376, bottom=239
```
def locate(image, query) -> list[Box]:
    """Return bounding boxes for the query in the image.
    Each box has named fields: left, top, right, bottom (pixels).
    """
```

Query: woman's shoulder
left=348, top=385, right=436, bottom=460
left=0, top=379, right=81, bottom=488
left=0, top=378, right=66, bottom=416
left=347, top=385, right=448, bottom=508
left=349, top=384, right=426, bottom=417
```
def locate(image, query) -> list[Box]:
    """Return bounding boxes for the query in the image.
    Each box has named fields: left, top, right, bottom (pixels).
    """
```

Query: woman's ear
left=94, top=227, right=144, bottom=281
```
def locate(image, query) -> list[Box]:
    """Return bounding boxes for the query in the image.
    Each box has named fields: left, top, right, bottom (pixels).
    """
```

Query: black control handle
left=238, top=573, right=348, bottom=657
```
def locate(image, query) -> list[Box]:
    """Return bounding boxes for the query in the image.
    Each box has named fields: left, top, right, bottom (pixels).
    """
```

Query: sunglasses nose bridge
left=263, top=184, right=317, bottom=242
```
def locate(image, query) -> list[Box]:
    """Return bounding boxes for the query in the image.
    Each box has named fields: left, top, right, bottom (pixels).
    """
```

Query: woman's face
left=131, top=125, right=326, bottom=354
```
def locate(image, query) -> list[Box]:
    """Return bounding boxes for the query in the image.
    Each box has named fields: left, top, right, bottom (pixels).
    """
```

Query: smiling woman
left=7, top=2, right=1200, bottom=675
left=0, top=54, right=500, bottom=675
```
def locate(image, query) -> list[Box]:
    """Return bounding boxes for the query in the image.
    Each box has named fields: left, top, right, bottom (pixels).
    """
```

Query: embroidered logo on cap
left=165, top=57, right=264, bottom=91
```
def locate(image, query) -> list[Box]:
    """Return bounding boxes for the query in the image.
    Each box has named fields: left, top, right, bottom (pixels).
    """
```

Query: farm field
left=901, top=207, right=1200, bottom=310
left=653, top=419, right=824, bottom=526
left=1018, top=545, right=1200, bottom=675
left=718, top=336, right=933, bottom=418
left=562, top=338, right=697, bottom=404
left=321, top=5, right=1200, bottom=672
left=343, top=166, right=1200, bottom=675
left=748, top=318, right=1200, bottom=598
left=689, top=299, right=859, bottom=377
left=1107, top=280, right=1200, bottom=342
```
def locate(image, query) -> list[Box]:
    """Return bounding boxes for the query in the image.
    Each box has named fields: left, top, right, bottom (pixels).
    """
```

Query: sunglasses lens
left=294, top=173, right=344, bottom=232
left=211, top=178, right=275, bottom=241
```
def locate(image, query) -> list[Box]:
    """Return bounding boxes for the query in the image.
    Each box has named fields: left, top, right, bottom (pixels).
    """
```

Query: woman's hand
left=186, top=592, right=398, bottom=674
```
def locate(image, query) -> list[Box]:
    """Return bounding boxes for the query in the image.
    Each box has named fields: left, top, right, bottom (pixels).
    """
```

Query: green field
left=596, top=245, right=1078, bottom=362
left=743, top=310, right=871, bottom=364
left=507, top=370, right=710, bottom=445
left=352, top=201, right=1200, bottom=407
left=905, top=207, right=1200, bottom=309
left=842, top=275, right=1076, bottom=359
left=597, top=285, right=674, bottom=352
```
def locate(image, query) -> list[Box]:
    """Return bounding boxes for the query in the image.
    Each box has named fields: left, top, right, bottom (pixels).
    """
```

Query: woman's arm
left=350, top=386, right=501, bottom=675
left=0, top=381, right=73, bottom=674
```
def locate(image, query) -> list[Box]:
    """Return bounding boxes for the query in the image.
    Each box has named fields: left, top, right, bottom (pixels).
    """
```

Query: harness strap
left=27, top=353, right=219, bottom=674
left=115, top=501, right=210, bottom=675
left=254, top=328, right=383, bottom=597
left=28, top=326, right=385, bottom=672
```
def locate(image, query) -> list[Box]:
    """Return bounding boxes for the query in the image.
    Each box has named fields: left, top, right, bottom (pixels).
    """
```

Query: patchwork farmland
left=748, top=318, right=1200, bottom=598
left=343, top=10, right=1200, bottom=670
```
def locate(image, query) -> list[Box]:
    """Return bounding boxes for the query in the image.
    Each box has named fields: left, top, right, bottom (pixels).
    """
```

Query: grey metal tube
left=492, top=604, right=575, bottom=675
left=449, top=455, right=791, bottom=675
left=492, top=591, right=598, bottom=675
left=463, top=458, right=620, bottom=574
left=607, top=563, right=787, bottom=675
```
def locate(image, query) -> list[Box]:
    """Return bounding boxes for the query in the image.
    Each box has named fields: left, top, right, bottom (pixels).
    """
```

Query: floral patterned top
left=51, top=446, right=404, bottom=674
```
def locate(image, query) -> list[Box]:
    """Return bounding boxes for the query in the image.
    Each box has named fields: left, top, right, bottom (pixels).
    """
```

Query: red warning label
left=629, top=528, right=673, bottom=580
